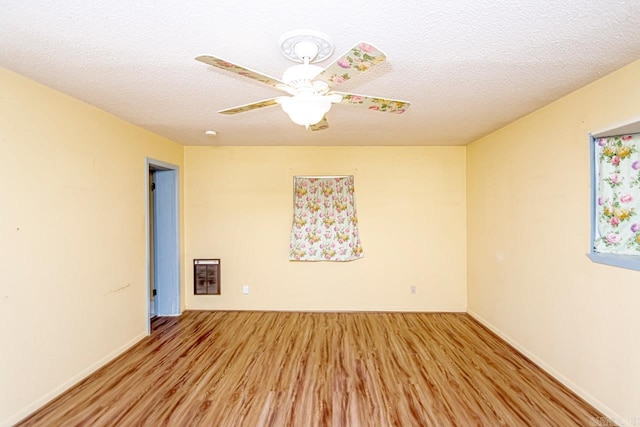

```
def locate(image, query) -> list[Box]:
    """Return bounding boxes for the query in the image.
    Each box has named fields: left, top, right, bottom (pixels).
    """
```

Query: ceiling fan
left=196, top=30, right=410, bottom=131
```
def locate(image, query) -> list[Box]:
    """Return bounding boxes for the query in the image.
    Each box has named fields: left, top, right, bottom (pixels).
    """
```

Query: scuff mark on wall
left=103, top=283, right=131, bottom=296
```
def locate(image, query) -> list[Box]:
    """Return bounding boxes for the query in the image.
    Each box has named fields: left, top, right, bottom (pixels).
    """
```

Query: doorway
left=146, top=158, right=181, bottom=334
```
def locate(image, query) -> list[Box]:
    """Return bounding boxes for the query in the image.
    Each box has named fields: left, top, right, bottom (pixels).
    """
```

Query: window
left=588, top=121, right=640, bottom=271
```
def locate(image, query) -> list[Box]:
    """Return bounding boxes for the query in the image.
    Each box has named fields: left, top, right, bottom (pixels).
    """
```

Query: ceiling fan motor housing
left=282, top=64, right=324, bottom=89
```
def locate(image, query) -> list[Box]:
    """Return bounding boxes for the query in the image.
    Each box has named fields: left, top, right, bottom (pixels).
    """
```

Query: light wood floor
left=18, top=311, right=607, bottom=426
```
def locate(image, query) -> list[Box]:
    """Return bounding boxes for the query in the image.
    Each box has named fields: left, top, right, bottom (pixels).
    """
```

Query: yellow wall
left=184, top=146, right=467, bottom=312
left=467, top=59, right=640, bottom=421
left=0, top=67, right=184, bottom=425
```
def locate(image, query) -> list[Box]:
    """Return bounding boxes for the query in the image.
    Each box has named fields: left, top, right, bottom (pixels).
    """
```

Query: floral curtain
left=594, top=133, right=640, bottom=254
left=289, top=176, right=364, bottom=261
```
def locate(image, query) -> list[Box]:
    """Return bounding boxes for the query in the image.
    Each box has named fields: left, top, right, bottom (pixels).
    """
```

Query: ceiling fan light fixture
left=197, top=37, right=410, bottom=131
left=278, top=93, right=332, bottom=128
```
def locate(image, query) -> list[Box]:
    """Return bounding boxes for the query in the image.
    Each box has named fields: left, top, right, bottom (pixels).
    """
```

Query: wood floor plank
left=17, top=311, right=609, bottom=426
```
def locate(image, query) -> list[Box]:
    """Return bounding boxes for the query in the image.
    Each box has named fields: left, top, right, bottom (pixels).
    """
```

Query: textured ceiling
left=1, top=0, right=639, bottom=146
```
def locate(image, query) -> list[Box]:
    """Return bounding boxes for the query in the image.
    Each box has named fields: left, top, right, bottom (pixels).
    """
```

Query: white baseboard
left=3, top=331, right=148, bottom=427
left=185, top=307, right=467, bottom=313
left=467, top=310, right=623, bottom=426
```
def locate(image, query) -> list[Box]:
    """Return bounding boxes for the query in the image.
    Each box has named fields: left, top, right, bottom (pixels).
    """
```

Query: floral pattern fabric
left=594, top=133, right=640, bottom=254
left=336, top=92, right=410, bottom=114
left=289, top=176, right=364, bottom=261
left=195, top=55, right=283, bottom=87
left=316, top=43, right=386, bottom=86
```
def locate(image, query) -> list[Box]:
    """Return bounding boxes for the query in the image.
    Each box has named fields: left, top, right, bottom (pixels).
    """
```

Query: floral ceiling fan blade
left=314, top=42, right=387, bottom=87
left=331, top=92, right=410, bottom=114
left=196, top=55, right=286, bottom=89
left=218, top=98, right=282, bottom=115
left=309, top=116, right=329, bottom=131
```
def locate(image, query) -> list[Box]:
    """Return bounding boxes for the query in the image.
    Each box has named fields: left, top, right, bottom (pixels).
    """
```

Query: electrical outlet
left=410, top=285, right=416, bottom=294
left=242, top=285, right=249, bottom=295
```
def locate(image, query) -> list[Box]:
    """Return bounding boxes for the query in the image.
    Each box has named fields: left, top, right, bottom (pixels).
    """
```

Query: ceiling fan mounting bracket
left=279, top=30, right=334, bottom=64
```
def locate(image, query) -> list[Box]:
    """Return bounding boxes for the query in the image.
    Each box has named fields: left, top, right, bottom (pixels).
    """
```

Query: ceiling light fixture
left=275, top=31, right=341, bottom=128
left=204, top=130, right=217, bottom=136
left=277, top=92, right=333, bottom=128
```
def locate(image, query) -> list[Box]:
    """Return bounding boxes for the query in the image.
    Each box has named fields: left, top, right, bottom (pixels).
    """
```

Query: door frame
left=145, top=158, right=181, bottom=334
